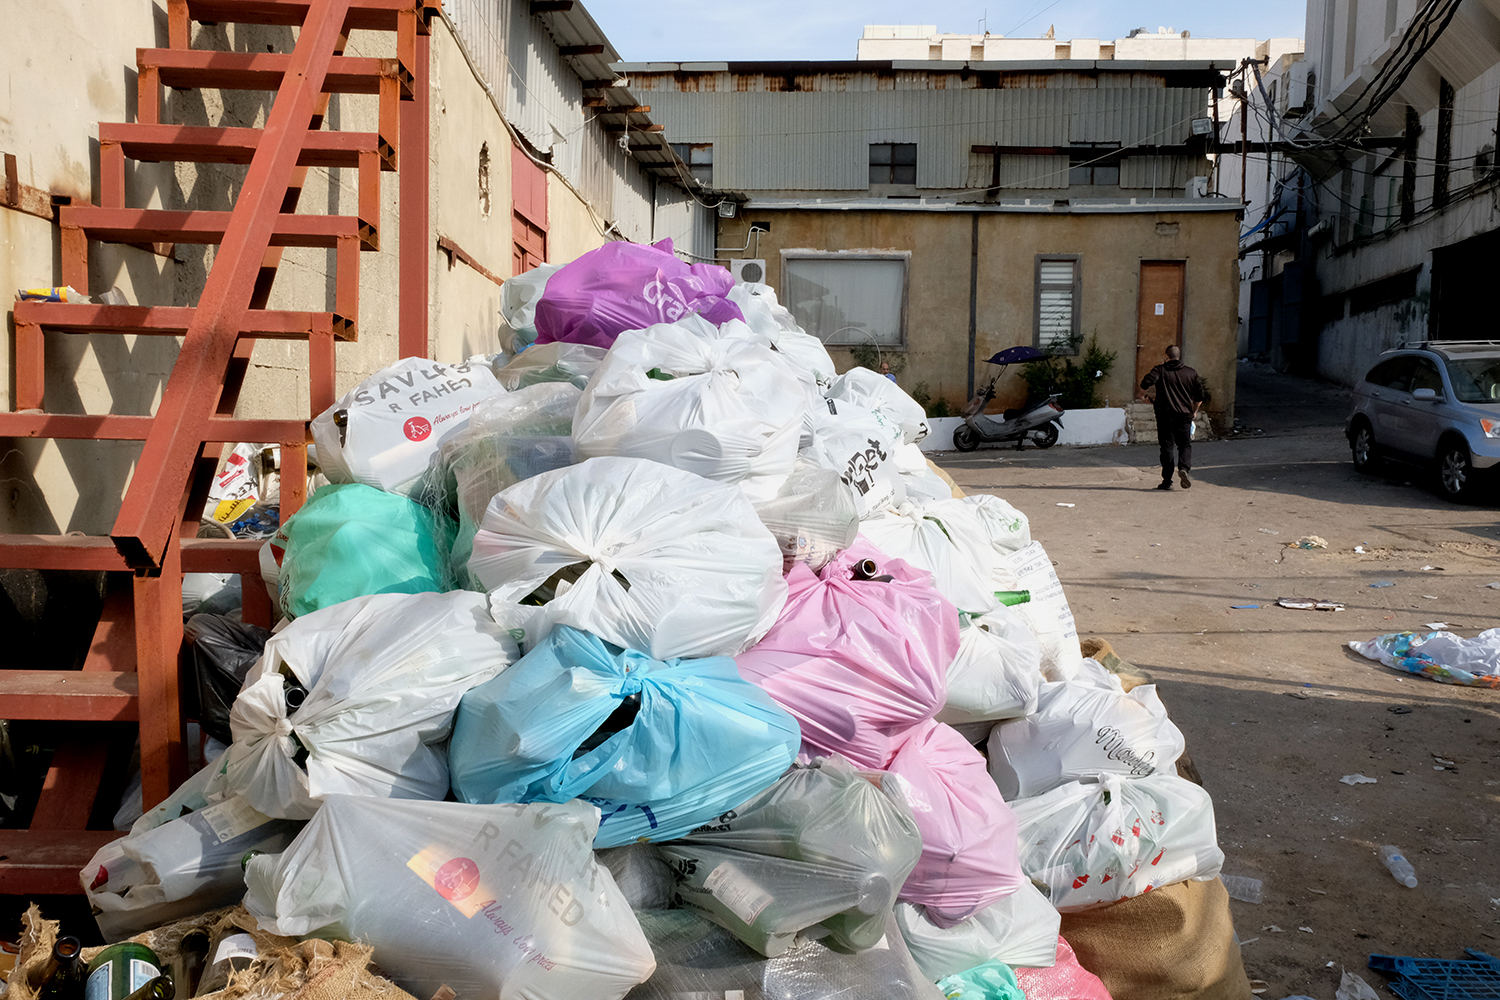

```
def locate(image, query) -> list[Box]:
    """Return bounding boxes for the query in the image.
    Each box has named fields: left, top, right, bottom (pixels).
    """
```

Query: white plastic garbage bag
left=500, top=262, right=563, bottom=350
left=752, top=459, right=860, bottom=573
left=802, top=399, right=905, bottom=519
left=1010, top=773, right=1223, bottom=912
left=992, top=541, right=1083, bottom=681
left=859, top=499, right=1002, bottom=614
left=469, top=457, right=787, bottom=659
left=310, top=357, right=504, bottom=498
left=988, top=681, right=1185, bottom=800
left=496, top=342, right=607, bottom=391
left=896, top=444, right=954, bottom=502
left=937, top=606, right=1042, bottom=727
left=828, top=367, right=929, bottom=445
left=572, top=316, right=808, bottom=502
left=220, top=591, right=519, bottom=819
left=894, top=879, right=1061, bottom=980
left=82, top=790, right=301, bottom=942
left=1349, top=627, right=1500, bottom=686
left=243, top=795, right=656, bottom=1000
left=657, top=755, right=924, bottom=957
left=724, top=284, right=832, bottom=399
left=963, top=494, right=1032, bottom=556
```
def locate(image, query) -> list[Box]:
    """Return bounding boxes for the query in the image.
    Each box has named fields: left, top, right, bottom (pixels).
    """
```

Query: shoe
left=1155, top=481, right=1173, bottom=491
left=1179, top=470, right=1192, bottom=489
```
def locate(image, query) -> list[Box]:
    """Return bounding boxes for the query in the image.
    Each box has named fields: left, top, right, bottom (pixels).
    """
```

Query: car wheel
left=953, top=424, right=980, bottom=452
left=1031, top=422, right=1060, bottom=449
left=1437, top=442, right=1475, bottom=502
left=1350, top=422, right=1379, bottom=473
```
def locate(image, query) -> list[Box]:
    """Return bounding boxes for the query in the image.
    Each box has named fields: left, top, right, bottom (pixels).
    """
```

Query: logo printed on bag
left=403, top=416, right=433, bottom=441
left=1094, top=726, right=1158, bottom=777
left=841, top=438, right=889, bottom=495
left=434, top=857, right=481, bottom=901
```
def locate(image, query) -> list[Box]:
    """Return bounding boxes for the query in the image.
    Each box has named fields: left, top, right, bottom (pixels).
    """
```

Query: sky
left=583, top=0, right=1306, bottom=63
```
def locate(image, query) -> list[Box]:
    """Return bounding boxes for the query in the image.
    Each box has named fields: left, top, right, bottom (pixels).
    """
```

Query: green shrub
left=1018, top=333, right=1117, bottom=410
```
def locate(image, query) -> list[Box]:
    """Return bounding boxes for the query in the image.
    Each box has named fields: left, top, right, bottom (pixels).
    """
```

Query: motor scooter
left=952, top=346, right=1065, bottom=452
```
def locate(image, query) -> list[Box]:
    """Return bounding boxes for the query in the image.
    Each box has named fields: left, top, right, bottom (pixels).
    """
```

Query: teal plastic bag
left=937, top=960, right=1026, bottom=1000
left=449, top=625, right=801, bottom=848
left=275, top=484, right=454, bottom=618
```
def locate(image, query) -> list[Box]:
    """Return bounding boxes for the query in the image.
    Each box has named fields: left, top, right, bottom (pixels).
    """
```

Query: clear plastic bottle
left=1220, top=874, right=1264, bottom=903
left=1379, top=845, right=1418, bottom=887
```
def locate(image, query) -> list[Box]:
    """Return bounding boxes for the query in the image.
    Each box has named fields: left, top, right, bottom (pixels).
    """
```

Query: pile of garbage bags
left=76, top=239, right=1248, bottom=1000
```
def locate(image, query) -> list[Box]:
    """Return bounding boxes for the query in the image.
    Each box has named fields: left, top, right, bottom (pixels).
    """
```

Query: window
left=869, top=143, right=917, bottom=185
left=782, top=252, right=908, bottom=346
left=1035, top=256, right=1080, bottom=352
left=670, top=143, right=713, bottom=186
left=1365, top=356, right=1415, bottom=391
left=1068, top=145, right=1120, bottom=186
left=1410, top=357, right=1445, bottom=394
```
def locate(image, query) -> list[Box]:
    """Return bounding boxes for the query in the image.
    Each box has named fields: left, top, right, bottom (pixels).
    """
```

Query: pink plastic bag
left=735, top=538, right=957, bottom=769
left=1015, top=937, right=1113, bottom=1000
left=534, top=239, right=744, bottom=349
left=886, top=720, right=1026, bottom=927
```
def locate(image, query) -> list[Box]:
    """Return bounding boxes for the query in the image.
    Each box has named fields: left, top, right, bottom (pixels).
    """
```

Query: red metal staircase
left=0, top=0, right=436, bottom=894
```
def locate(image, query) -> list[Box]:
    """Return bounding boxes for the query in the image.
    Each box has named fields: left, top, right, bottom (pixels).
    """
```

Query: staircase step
left=0, top=535, right=266, bottom=572
left=61, top=206, right=359, bottom=248
left=184, top=0, right=419, bottom=32
left=100, top=123, right=390, bottom=171
left=0, top=671, right=139, bottom=722
left=142, top=49, right=399, bottom=95
left=13, top=301, right=353, bottom=341
left=0, top=830, right=125, bottom=896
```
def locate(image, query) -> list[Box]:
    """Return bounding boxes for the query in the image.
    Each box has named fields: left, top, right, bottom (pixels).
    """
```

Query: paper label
left=84, top=961, right=113, bottom=1000
left=130, top=959, right=160, bottom=991
left=1154, top=302, right=1165, bottom=315
left=408, top=848, right=488, bottom=918
left=199, top=797, right=273, bottom=844
left=703, top=862, right=773, bottom=924
left=212, top=496, right=257, bottom=524
left=212, top=933, right=259, bottom=967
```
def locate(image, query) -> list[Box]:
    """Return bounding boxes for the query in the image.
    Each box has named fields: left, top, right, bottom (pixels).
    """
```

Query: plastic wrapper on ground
left=220, top=591, right=518, bottom=819
left=1348, top=627, right=1500, bottom=686
left=572, top=316, right=808, bottom=502
left=752, top=459, right=860, bottom=573
left=626, top=909, right=944, bottom=1000
left=244, top=795, right=655, bottom=1000
left=309, top=357, right=503, bottom=498
left=82, top=792, right=302, bottom=942
left=270, top=483, right=455, bottom=618
left=450, top=625, right=800, bottom=847
left=184, top=614, right=272, bottom=746
left=987, top=681, right=1185, bottom=800
left=896, top=879, right=1061, bottom=981
left=1010, top=773, right=1223, bottom=913
left=469, top=456, right=788, bottom=659
left=938, top=607, right=1042, bottom=727
left=496, top=341, right=606, bottom=390
left=432, top=382, right=580, bottom=588
left=883, top=720, right=1025, bottom=926
left=736, top=538, right=956, bottom=768
left=657, top=755, right=923, bottom=955
left=801, top=399, right=906, bottom=518
left=534, top=238, right=743, bottom=349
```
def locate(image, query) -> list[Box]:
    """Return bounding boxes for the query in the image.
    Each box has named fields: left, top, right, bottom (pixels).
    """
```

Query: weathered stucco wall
left=720, top=207, right=1241, bottom=425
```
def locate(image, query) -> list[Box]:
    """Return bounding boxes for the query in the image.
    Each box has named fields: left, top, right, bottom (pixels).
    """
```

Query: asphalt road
left=936, top=362, right=1500, bottom=997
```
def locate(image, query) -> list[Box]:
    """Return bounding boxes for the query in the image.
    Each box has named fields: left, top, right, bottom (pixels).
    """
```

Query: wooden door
left=511, top=141, right=548, bottom=272
left=1135, top=261, right=1186, bottom=393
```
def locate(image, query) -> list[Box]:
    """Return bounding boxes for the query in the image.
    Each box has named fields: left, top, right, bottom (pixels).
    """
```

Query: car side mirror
left=1412, top=387, right=1439, bottom=400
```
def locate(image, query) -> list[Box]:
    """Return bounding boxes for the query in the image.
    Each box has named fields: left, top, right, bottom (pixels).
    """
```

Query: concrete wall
left=721, top=206, right=1240, bottom=426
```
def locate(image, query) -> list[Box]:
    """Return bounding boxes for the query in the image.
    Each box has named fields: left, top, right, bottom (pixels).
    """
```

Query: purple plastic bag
left=534, top=239, right=744, bottom=349
left=735, top=538, right=957, bottom=769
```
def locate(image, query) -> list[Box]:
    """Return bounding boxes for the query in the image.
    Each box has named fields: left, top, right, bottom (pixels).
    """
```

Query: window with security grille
left=670, top=143, right=713, bottom=186
left=869, top=143, right=917, bottom=185
left=1068, top=146, right=1120, bottom=186
left=1036, top=256, right=1081, bottom=353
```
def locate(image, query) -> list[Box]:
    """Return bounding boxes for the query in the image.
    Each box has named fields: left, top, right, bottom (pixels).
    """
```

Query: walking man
left=1139, top=345, right=1204, bottom=490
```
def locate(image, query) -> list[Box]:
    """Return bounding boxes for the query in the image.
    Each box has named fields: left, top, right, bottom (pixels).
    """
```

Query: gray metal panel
left=1119, top=154, right=1201, bottom=190
left=999, top=154, right=1070, bottom=189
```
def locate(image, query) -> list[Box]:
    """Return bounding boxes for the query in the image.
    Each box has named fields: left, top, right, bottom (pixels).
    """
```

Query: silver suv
left=1346, top=341, right=1500, bottom=501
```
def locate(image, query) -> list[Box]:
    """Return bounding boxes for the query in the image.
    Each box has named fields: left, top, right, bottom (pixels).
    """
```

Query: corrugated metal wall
left=644, top=83, right=1206, bottom=192
left=1119, top=154, right=1200, bottom=190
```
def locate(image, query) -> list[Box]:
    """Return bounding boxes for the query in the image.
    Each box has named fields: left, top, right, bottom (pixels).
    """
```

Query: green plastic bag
left=936, top=960, right=1025, bottom=1000
left=274, top=483, right=454, bottom=618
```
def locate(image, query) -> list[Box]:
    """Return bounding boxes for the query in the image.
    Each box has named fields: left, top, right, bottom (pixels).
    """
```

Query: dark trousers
left=1156, top=412, right=1193, bottom=481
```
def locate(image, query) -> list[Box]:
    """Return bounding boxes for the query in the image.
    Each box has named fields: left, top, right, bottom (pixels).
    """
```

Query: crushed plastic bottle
left=1378, top=845, right=1418, bottom=888
left=1220, top=874, right=1264, bottom=903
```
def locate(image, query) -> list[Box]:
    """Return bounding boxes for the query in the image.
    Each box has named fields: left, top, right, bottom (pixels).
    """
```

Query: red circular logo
left=434, top=857, right=480, bottom=901
left=403, top=416, right=432, bottom=442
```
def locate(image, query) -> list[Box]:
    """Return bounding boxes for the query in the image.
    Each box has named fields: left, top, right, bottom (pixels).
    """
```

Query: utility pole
left=1240, top=60, right=1249, bottom=205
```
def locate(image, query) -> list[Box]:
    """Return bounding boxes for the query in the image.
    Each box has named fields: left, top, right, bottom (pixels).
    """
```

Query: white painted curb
left=919, top=408, right=1129, bottom=452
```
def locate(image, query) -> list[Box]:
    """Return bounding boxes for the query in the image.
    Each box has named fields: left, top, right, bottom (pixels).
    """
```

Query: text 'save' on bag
left=449, top=625, right=801, bottom=849
left=469, top=456, right=788, bottom=660
left=735, top=538, right=957, bottom=769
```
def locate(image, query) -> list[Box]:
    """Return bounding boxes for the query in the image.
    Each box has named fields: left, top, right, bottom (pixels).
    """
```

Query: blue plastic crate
left=1369, top=950, right=1500, bottom=1000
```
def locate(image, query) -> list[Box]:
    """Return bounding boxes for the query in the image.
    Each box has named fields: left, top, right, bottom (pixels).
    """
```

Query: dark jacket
left=1140, top=360, right=1204, bottom=416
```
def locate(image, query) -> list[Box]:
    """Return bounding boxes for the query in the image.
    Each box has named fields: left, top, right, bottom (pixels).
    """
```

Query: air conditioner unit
left=730, top=258, right=767, bottom=284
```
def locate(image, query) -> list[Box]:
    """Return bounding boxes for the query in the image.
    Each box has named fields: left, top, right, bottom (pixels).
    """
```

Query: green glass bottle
left=83, top=944, right=162, bottom=1000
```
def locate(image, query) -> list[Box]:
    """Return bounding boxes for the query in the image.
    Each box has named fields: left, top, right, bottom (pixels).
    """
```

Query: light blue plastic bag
left=449, top=625, right=801, bottom=847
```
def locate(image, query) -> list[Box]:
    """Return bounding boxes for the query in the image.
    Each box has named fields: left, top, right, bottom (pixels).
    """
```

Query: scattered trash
left=1486, top=582, right=1500, bottom=589
left=1379, top=845, right=1419, bottom=887
left=1248, top=981, right=1269, bottom=995
left=1307, top=888, right=1327, bottom=894
left=1230, top=604, right=1261, bottom=609
left=1220, top=875, right=1264, bottom=903
left=1434, top=756, right=1456, bottom=766
left=16, top=284, right=127, bottom=304
left=1349, top=629, right=1500, bottom=687
left=1388, top=705, right=1413, bottom=714
left=1353, top=545, right=1367, bottom=553
left=1340, top=774, right=1377, bottom=785
left=1056, top=502, right=1076, bottom=507
left=1370, top=581, right=1395, bottom=588
left=1424, top=622, right=1452, bottom=631
left=1238, top=937, right=1259, bottom=946
left=1420, top=565, right=1442, bottom=571
left=1277, top=597, right=1345, bottom=611
left=1368, top=949, right=1500, bottom=1000
left=1257, top=529, right=1279, bottom=535
left=1262, top=926, right=1284, bottom=933
left=1288, top=535, right=1327, bottom=549
left=1422, top=594, right=1439, bottom=599
left=1298, top=926, right=1314, bottom=933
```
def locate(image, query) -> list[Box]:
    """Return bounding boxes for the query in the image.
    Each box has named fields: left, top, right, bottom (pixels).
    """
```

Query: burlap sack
left=1059, top=877, right=1253, bottom=1000
left=6, top=904, right=61, bottom=1000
